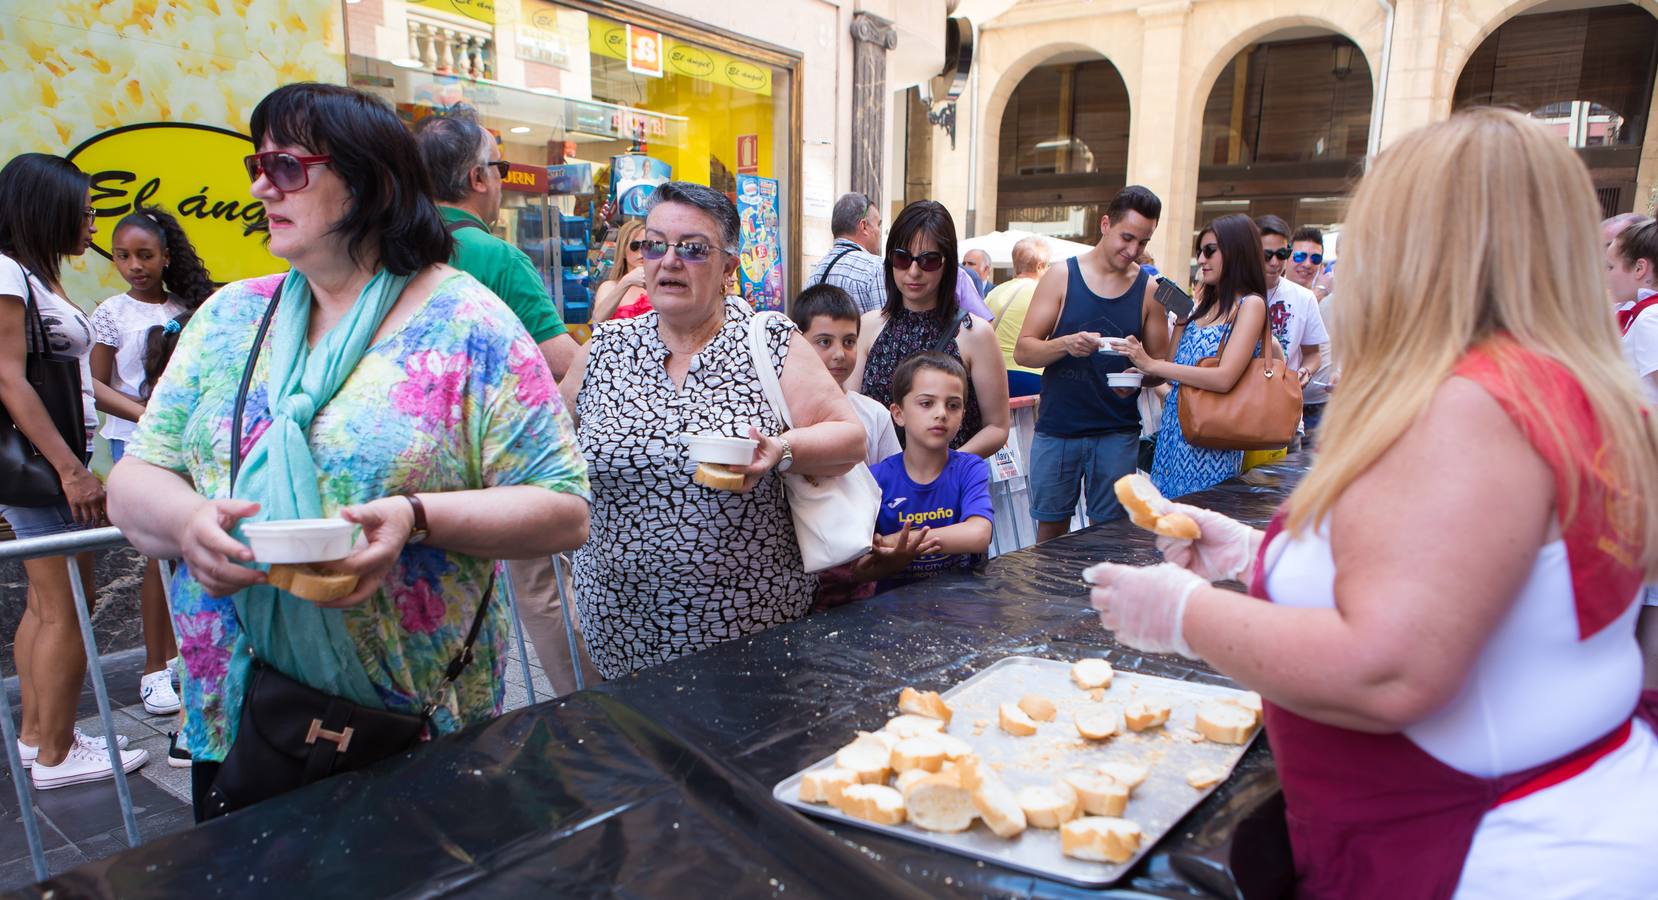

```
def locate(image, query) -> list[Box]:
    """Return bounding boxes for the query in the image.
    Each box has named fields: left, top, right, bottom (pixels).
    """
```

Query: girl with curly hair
left=91, top=205, right=216, bottom=729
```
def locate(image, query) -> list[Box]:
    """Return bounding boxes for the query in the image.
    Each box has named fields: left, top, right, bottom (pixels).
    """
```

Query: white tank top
left=1263, top=524, right=1642, bottom=777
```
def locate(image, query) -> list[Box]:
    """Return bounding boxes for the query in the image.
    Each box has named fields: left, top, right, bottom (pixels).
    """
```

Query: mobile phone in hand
left=1154, top=276, right=1194, bottom=321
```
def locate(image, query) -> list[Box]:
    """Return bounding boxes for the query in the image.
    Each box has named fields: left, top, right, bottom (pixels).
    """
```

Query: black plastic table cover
left=22, top=460, right=1307, bottom=900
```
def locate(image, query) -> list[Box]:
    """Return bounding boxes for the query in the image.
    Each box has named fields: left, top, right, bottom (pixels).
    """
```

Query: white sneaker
left=17, top=730, right=131, bottom=768
left=141, top=669, right=181, bottom=715
left=30, top=744, right=148, bottom=790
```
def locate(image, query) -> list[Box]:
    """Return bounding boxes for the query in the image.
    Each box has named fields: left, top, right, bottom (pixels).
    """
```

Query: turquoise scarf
left=229, top=268, right=412, bottom=709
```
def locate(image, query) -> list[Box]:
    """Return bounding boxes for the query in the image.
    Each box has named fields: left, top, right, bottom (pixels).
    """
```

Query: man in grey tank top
left=1014, top=186, right=1176, bottom=543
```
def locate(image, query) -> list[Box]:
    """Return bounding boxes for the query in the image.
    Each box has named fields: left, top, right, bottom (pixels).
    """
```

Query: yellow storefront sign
left=68, top=124, right=281, bottom=284
left=589, top=19, right=770, bottom=96
left=409, top=0, right=496, bottom=26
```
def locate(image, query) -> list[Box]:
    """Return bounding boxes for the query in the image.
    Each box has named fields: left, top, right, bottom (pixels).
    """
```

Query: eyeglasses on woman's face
left=890, top=248, right=946, bottom=272
left=1292, top=251, right=1323, bottom=265
left=1198, top=243, right=1221, bottom=260
left=638, top=239, right=719, bottom=263
left=243, top=151, right=334, bottom=192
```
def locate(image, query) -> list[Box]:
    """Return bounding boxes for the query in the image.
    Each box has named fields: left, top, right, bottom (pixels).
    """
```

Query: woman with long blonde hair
left=592, top=218, right=649, bottom=322
left=1087, top=109, right=1658, bottom=897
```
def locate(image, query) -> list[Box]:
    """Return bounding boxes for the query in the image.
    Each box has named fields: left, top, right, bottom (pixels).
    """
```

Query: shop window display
left=347, top=0, right=796, bottom=335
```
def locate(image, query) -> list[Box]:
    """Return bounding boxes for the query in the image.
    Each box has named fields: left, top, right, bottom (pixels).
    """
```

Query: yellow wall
left=0, top=1, right=346, bottom=307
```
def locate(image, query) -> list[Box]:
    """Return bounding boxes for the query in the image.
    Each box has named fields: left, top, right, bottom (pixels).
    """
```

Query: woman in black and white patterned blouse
left=560, top=182, right=865, bottom=679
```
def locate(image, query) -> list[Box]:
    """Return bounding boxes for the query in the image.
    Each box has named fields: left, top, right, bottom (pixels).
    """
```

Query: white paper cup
left=681, top=433, right=759, bottom=465
left=1097, top=337, right=1129, bottom=356
left=1107, top=372, right=1144, bottom=389
left=242, top=519, right=357, bottom=564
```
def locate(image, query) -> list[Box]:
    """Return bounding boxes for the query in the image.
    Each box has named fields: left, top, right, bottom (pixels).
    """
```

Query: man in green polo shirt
left=414, top=110, right=597, bottom=694
left=414, top=110, right=579, bottom=381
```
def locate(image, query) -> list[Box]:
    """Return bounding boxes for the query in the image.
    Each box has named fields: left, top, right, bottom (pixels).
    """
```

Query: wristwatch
left=776, top=436, right=795, bottom=473
left=404, top=494, right=430, bottom=545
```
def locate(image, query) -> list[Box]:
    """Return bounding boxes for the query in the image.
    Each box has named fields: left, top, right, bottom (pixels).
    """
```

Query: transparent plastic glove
left=1154, top=503, right=1263, bottom=583
left=1083, top=562, right=1205, bottom=658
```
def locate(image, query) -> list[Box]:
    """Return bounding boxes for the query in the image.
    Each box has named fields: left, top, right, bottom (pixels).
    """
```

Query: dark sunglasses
left=243, top=151, right=333, bottom=192
left=890, top=248, right=946, bottom=272
left=638, top=239, right=717, bottom=262
left=1198, top=243, right=1220, bottom=259
left=1264, top=247, right=1291, bottom=261
left=1292, top=251, right=1324, bottom=265
left=482, top=159, right=510, bottom=178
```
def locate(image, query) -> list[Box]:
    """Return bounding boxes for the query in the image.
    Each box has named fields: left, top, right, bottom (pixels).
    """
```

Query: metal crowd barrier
left=0, top=527, right=572, bottom=884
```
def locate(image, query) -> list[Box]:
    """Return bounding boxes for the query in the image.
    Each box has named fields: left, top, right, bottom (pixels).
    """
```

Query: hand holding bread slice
left=1113, top=474, right=1201, bottom=540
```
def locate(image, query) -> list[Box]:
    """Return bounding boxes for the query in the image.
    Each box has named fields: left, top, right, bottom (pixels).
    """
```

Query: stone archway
left=986, top=47, right=1133, bottom=247
left=1446, top=0, right=1658, bottom=216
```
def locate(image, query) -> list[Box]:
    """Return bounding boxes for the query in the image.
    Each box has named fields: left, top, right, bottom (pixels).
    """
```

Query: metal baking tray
left=773, top=656, right=1260, bottom=888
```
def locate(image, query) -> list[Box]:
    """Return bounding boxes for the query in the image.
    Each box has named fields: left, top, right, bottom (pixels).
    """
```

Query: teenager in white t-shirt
left=91, top=207, right=216, bottom=732
left=0, top=152, right=150, bottom=788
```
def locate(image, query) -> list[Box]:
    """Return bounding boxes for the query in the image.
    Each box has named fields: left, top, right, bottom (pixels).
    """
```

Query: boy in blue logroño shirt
left=856, top=351, right=995, bottom=587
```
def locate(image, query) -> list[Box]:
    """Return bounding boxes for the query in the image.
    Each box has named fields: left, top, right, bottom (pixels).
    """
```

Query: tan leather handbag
left=1176, top=301, right=1303, bottom=451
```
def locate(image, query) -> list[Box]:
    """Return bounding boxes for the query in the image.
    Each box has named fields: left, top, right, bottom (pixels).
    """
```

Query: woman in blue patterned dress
left=1124, top=214, right=1268, bottom=498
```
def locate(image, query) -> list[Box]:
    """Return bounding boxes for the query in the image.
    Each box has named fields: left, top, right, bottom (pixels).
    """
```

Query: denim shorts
left=1028, top=429, right=1140, bottom=524
left=0, top=499, right=83, bottom=539
left=108, top=438, right=126, bottom=464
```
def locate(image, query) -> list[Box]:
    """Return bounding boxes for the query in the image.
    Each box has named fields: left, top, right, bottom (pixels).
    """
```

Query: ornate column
left=850, top=12, right=898, bottom=209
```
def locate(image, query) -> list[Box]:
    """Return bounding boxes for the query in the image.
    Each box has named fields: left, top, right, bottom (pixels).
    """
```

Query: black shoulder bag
left=0, top=264, right=89, bottom=507
left=812, top=245, right=858, bottom=286
left=204, top=280, right=496, bottom=819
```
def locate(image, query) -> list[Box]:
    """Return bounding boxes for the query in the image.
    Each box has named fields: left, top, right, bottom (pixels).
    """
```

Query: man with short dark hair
left=413, top=111, right=578, bottom=381
left=413, top=110, right=592, bottom=693
left=1286, top=225, right=1327, bottom=299
left=808, top=192, right=886, bottom=314
left=1014, top=185, right=1173, bottom=542
left=1257, top=215, right=1328, bottom=446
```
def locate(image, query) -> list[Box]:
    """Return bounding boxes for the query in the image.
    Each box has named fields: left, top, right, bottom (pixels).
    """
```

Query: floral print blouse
left=127, top=272, right=590, bottom=762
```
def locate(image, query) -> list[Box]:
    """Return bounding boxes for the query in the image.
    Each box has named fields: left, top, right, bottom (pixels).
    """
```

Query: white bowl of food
left=241, top=519, right=358, bottom=564
left=681, top=433, right=759, bottom=466
left=1097, top=337, right=1130, bottom=356
left=1107, top=372, right=1144, bottom=389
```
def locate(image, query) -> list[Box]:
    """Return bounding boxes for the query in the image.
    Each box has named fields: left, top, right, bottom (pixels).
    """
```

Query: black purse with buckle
left=202, top=282, right=495, bottom=819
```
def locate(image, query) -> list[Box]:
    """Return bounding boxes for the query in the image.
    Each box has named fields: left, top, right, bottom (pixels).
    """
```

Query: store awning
left=958, top=229, right=1094, bottom=268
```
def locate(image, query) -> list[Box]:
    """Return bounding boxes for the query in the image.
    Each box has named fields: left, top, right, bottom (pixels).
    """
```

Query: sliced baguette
left=1096, top=761, right=1151, bottom=792
left=1228, top=691, right=1264, bottom=725
left=890, top=736, right=947, bottom=774
left=799, top=767, right=858, bottom=804
left=1124, top=698, right=1171, bottom=732
left=905, top=772, right=977, bottom=833
left=932, top=733, right=973, bottom=761
left=267, top=564, right=358, bottom=603
left=1195, top=703, right=1257, bottom=745
left=883, top=714, right=947, bottom=739
left=1186, top=765, right=1224, bottom=789
left=1070, top=658, right=1115, bottom=690
left=1075, top=705, right=1121, bottom=741
left=1113, top=473, right=1201, bottom=540
left=894, top=768, right=933, bottom=796
left=970, top=777, right=1027, bottom=838
left=693, top=462, right=745, bottom=491
left=1018, top=693, right=1057, bottom=722
left=1060, top=816, right=1143, bottom=863
left=998, top=702, right=1039, bottom=736
left=1064, top=771, right=1130, bottom=817
left=835, top=733, right=893, bottom=784
left=835, top=784, right=906, bottom=826
left=897, top=687, right=953, bottom=724
left=1017, top=782, right=1080, bottom=829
